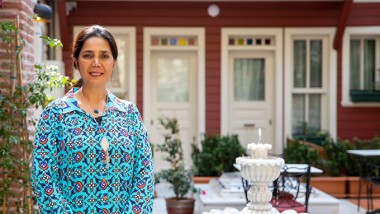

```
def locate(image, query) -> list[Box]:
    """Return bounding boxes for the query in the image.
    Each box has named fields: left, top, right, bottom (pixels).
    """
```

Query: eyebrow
left=81, top=50, right=111, bottom=54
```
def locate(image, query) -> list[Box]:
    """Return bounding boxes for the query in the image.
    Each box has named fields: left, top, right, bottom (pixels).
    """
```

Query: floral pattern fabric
left=31, top=88, right=154, bottom=214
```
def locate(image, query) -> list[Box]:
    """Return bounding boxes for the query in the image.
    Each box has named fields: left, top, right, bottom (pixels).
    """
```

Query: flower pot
left=310, top=176, right=348, bottom=198
left=166, top=197, right=195, bottom=214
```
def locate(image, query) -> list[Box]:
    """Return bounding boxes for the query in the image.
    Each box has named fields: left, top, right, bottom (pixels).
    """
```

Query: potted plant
left=191, top=134, right=246, bottom=183
left=155, top=117, right=195, bottom=214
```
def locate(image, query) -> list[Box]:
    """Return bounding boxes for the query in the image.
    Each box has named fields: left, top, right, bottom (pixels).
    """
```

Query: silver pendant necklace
left=81, top=89, right=110, bottom=168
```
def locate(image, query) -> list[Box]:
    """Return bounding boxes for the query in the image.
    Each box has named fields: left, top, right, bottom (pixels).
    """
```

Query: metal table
left=347, top=149, right=380, bottom=214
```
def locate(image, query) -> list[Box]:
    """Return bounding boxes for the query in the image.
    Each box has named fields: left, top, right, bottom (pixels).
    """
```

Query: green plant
left=287, top=130, right=380, bottom=177
left=0, top=19, right=72, bottom=213
left=191, top=134, right=246, bottom=176
left=284, top=139, right=323, bottom=169
left=322, top=138, right=357, bottom=176
left=353, top=136, right=380, bottom=149
left=155, top=117, right=193, bottom=200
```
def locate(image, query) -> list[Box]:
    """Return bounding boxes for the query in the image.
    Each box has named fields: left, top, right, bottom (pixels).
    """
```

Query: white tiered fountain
left=204, top=129, right=300, bottom=214
left=236, top=128, right=284, bottom=214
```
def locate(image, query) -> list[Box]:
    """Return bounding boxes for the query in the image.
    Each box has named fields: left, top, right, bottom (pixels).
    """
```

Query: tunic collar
left=60, top=87, right=127, bottom=114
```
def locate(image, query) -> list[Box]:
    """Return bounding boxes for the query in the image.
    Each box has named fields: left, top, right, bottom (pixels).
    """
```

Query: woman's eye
left=102, top=54, right=110, bottom=59
left=83, top=54, right=93, bottom=59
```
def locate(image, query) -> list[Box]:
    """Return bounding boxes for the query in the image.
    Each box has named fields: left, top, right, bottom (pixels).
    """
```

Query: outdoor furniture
left=347, top=149, right=380, bottom=212
left=241, top=177, right=250, bottom=202
left=366, top=161, right=380, bottom=213
left=270, top=165, right=312, bottom=213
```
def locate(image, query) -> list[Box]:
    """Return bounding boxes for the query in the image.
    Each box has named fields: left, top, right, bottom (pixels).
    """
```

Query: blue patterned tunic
left=31, top=88, right=154, bottom=214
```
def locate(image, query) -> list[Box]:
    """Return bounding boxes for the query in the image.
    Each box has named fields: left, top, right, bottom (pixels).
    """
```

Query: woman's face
left=77, top=36, right=115, bottom=87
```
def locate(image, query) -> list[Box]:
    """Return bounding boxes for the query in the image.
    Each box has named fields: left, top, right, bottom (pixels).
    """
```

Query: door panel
left=150, top=51, right=197, bottom=171
left=229, top=51, right=274, bottom=150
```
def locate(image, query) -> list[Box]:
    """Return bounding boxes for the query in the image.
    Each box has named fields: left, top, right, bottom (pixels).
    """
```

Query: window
left=284, top=28, right=336, bottom=141
left=233, top=58, right=265, bottom=101
left=350, top=37, right=377, bottom=91
left=156, top=58, right=190, bottom=102
left=342, top=27, right=380, bottom=106
left=292, top=39, right=325, bottom=135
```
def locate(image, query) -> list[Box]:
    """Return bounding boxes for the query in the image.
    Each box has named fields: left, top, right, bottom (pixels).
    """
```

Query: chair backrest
left=366, top=161, right=380, bottom=212
left=271, top=165, right=312, bottom=213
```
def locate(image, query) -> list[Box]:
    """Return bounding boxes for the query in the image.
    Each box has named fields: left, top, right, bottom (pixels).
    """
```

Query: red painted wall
left=63, top=1, right=380, bottom=139
left=336, top=3, right=380, bottom=141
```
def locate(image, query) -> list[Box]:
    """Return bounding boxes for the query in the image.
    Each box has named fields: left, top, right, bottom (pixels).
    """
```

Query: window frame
left=284, top=28, right=337, bottom=141
left=342, top=26, right=380, bottom=107
left=292, top=37, right=327, bottom=134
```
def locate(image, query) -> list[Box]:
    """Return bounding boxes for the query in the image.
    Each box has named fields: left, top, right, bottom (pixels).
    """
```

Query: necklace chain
left=80, top=89, right=110, bottom=168
left=80, top=89, right=107, bottom=120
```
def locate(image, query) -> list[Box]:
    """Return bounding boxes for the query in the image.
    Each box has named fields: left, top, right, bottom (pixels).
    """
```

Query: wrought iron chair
left=241, top=177, right=250, bottom=203
left=270, top=165, right=312, bottom=213
left=366, top=162, right=380, bottom=213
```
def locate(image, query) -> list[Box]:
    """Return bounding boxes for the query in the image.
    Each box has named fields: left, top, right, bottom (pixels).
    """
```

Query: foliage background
left=0, top=19, right=71, bottom=213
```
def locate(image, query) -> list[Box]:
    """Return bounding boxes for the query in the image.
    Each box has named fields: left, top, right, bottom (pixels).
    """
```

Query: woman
left=31, top=25, right=154, bottom=213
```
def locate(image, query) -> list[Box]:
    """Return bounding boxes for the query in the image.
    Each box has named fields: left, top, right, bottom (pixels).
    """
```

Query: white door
left=228, top=51, right=274, bottom=150
left=150, top=51, right=197, bottom=171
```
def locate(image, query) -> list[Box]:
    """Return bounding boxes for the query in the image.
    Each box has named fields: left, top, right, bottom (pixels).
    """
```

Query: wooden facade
left=58, top=1, right=380, bottom=141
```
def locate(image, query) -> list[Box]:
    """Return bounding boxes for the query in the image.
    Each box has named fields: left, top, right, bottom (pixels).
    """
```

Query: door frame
left=221, top=28, right=283, bottom=154
left=73, top=26, right=137, bottom=103
left=143, top=27, right=205, bottom=146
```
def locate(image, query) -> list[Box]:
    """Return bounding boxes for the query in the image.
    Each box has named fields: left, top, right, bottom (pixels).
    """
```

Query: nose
left=92, top=58, right=100, bottom=67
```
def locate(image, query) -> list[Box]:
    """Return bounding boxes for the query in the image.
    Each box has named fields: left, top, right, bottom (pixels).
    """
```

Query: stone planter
left=310, top=176, right=348, bottom=198
left=347, top=176, right=380, bottom=198
left=192, top=176, right=218, bottom=184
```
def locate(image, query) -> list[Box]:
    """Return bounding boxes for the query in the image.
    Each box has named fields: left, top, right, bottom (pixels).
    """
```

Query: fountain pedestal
left=236, top=157, right=284, bottom=214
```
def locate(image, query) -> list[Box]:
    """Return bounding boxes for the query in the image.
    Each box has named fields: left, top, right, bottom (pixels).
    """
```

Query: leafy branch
left=0, top=19, right=73, bottom=213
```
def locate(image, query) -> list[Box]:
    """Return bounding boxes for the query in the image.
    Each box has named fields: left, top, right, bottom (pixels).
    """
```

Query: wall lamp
left=33, top=1, right=52, bottom=22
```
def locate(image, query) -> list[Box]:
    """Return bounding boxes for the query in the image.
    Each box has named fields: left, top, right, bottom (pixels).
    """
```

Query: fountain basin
left=236, top=157, right=284, bottom=182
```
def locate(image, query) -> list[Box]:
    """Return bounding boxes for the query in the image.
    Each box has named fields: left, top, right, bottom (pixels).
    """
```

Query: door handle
left=244, top=123, right=255, bottom=128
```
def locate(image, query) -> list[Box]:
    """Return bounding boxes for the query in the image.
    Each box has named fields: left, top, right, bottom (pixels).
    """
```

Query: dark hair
left=72, top=25, right=118, bottom=87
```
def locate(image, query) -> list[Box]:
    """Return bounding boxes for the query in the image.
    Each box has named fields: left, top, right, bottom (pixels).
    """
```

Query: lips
left=89, top=72, right=103, bottom=76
